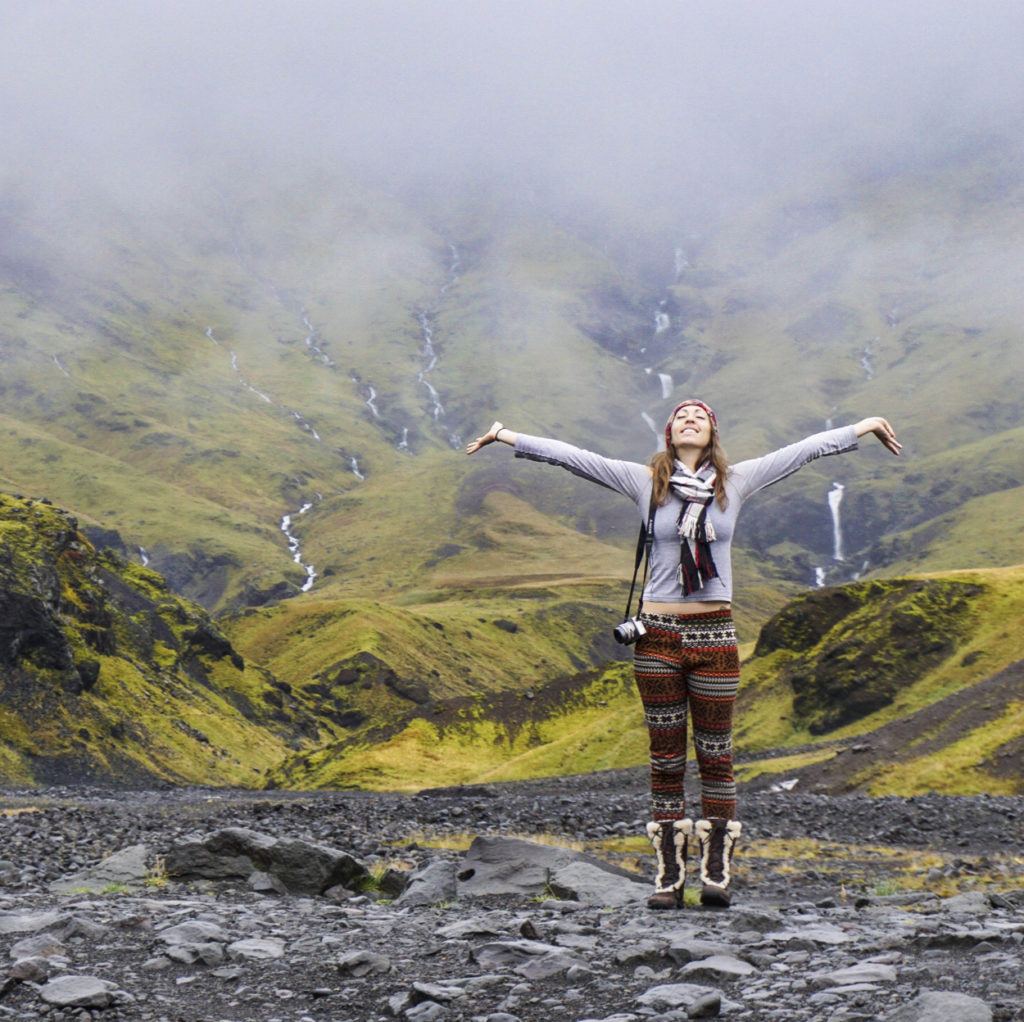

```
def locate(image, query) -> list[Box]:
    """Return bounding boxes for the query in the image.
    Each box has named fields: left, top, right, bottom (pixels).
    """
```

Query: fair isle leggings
left=633, top=609, right=740, bottom=821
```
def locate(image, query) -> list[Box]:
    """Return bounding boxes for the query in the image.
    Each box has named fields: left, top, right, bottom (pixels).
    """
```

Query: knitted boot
left=694, top=818, right=742, bottom=908
left=645, top=819, right=692, bottom=909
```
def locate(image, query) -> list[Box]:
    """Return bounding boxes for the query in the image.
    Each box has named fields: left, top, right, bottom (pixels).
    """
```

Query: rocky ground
left=0, top=772, right=1021, bottom=1022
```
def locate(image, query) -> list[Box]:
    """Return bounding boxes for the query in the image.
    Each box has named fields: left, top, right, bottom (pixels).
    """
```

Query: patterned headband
left=664, top=400, right=718, bottom=447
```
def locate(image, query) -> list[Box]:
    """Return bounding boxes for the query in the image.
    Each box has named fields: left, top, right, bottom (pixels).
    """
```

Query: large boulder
left=49, top=844, right=151, bottom=895
left=164, top=827, right=368, bottom=895
left=881, top=990, right=992, bottom=1022
left=455, top=836, right=646, bottom=903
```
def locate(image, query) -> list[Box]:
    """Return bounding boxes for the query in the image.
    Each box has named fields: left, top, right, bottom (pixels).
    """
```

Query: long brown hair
left=649, top=435, right=730, bottom=509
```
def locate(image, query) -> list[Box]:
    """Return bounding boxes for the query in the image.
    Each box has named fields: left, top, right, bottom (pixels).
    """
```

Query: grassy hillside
left=264, top=566, right=1024, bottom=796
left=0, top=493, right=328, bottom=786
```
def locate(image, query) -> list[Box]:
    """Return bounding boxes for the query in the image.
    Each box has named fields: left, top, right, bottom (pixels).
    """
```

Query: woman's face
left=670, top=404, right=713, bottom=452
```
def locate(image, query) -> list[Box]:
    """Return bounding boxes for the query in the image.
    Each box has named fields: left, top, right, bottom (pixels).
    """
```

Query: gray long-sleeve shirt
left=514, top=426, right=859, bottom=603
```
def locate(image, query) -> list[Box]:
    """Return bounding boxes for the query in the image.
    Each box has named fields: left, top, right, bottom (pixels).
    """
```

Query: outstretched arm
left=465, top=421, right=516, bottom=454
left=853, top=416, right=902, bottom=456
left=732, top=416, right=900, bottom=501
left=465, top=419, right=650, bottom=501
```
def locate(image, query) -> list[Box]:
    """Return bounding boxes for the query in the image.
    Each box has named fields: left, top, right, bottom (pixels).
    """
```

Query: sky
left=2, top=1, right=1023, bottom=225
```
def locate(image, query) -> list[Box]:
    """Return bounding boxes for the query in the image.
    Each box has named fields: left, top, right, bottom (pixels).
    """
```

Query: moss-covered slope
left=0, top=492, right=328, bottom=786
left=264, top=566, right=1023, bottom=794
left=735, top=565, right=1024, bottom=795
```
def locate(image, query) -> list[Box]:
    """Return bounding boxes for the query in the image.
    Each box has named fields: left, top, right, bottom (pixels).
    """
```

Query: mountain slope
left=263, top=566, right=1024, bottom=795
left=0, top=492, right=329, bottom=785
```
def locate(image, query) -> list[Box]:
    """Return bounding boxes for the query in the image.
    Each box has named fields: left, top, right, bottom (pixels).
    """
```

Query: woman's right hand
left=465, top=420, right=505, bottom=455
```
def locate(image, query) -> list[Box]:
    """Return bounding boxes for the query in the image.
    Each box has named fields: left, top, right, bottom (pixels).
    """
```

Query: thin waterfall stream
left=412, top=243, right=462, bottom=448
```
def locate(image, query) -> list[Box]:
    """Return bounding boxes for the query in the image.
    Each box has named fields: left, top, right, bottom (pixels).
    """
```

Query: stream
left=411, top=243, right=462, bottom=448
left=279, top=498, right=319, bottom=592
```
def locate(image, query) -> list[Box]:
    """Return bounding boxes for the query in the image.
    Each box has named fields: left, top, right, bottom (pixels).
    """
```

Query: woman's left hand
left=854, top=416, right=902, bottom=455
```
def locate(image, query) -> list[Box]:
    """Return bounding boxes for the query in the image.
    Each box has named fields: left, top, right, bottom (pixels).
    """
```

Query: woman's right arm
left=465, top=420, right=650, bottom=501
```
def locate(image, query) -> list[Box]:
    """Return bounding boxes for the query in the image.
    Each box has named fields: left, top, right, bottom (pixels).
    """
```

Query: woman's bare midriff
left=645, top=601, right=730, bottom=615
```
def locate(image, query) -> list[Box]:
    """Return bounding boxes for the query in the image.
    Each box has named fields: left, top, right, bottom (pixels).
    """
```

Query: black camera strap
left=623, top=491, right=658, bottom=622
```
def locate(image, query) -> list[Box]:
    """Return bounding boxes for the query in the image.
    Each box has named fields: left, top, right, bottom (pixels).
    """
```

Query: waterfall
left=860, top=340, right=876, bottom=380
left=397, top=427, right=409, bottom=451
left=205, top=326, right=219, bottom=345
left=825, top=417, right=834, bottom=430
left=658, top=373, right=673, bottom=400
left=641, top=412, right=658, bottom=437
left=350, top=457, right=365, bottom=480
left=413, top=243, right=459, bottom=432
left=654, top=310, right=671, bottom=334
left=814, top=566, right=825, bottom=588
left=300, top=311, right=334, bottom=367
left=139, top=546, right=150, bottom=567
left=291, top=410, right=321, bottom=441
left=674, top=247, right=689, bottom=278
left=280, top=502, right=317, bottom=592
left=365, top=386, right=381, bottom=418
left=52, top=355, right=71, bottom=378
left=828, top=482, right=845, bottom=561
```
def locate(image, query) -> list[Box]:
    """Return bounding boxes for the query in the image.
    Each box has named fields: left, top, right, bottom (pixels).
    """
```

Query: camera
left=613, top=616, right=647, bottom=645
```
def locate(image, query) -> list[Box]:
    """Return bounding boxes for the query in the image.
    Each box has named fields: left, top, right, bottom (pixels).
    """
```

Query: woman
left=466, top=403, right=900, bottom=909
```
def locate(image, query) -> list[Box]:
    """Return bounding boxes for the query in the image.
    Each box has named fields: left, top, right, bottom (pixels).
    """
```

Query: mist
left=3, top=0, right=1023, bottom=230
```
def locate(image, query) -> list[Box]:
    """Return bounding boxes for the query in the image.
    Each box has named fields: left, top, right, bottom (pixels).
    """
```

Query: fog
left=3, top=0, right=1023, bottom=227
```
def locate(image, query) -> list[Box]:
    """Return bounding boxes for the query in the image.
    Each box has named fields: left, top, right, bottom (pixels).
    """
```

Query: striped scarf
left=669, top=460, right=719, bottom=595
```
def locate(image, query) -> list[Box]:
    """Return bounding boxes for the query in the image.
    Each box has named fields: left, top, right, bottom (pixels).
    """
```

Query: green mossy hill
left=754, top=578, right=982, bottom=734
left=736, top=565, right=1024, bottom=795
left=266, top=661, right=646, bottom=792
left=0, top=492, right=325, bottom=786
left=223, top=582, right=632, bottom=757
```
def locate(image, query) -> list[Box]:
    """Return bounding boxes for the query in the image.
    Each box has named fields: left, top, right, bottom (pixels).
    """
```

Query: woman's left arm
left=732, top=417, right=900, bottom=501
left=853, top=416, right=902, bottom=456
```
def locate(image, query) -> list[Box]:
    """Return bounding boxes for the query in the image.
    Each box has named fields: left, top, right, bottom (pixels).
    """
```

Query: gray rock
left=472, top=940, right=566, bottom=969
left=940, top=891, right=992, bottom=915
left=157, top=920, right=230, bottom=945
left=406, top=1003, right=446, bottom=1022
left=665, top=938, right=734, bottom=965
left=38, top=975, right=118, bottom=1008
left=614, top=940, right=668, bottom=966
left=411, top=981, right=465, bottom=1003
left=548, top=860, right=647, bottom=907
left=397, top=860, right=458, bottom=908
left=483, top=1015, right=522, bottom=1022
left=456, top=836, right=642, bottom=898
left=336, top=950, right=391, bottom=976
left=48, top=844, right=150, bottom=895
left=211, top=965, right=244, bottom=980
left=688, top=994, right=723, bottom=1020
left=881, top=989, right=993, bottom=1022
left=9, top=932, right=66, bottom=960
left=0, top=910, right=66, bottom=935
left=141, top=956, right=172, bottom=971
left=435, top=913, right=507, bottom=939
left=635, top=982, right=721, bottom=1011
left=680, top=954, right=755, bottom=981
left=248, top=870, right=288, bottom=894
left=165, top=826, right=368, bottom=895
left=227, top=937, right=285, bottom=960
left=816, top=962, right=897, bottom=987
left=60, top=915, right=108, bottom=940
left=764, top=923, right=855, bottom=946
left=9, top=956, right=53, bottom=982
left=515, top=952, right=581, bottom=980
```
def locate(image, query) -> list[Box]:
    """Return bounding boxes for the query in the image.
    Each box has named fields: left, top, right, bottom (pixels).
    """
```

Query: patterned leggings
left=633, top=608, right=740, bottom=821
